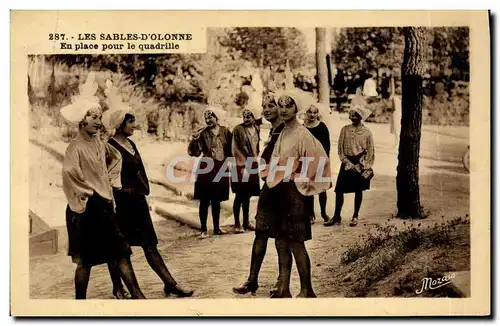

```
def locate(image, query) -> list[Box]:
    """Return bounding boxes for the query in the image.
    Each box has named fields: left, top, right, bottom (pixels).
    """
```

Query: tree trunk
left=48, top=60, right=57, bottom=109
left=316, top=28, right=329, bottom=104
left=396, top=27, right=427, bottom=219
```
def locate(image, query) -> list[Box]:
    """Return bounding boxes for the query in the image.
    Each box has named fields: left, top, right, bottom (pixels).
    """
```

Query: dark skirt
left=334, top=153, right=371, bottom=194
left=255, top=181, right=311, bottom=242
left=193, top=158, right=230, bottom=201
left=230, top=161, right=261, bottom=197
left=113, top=190, right=158, bottom=247
left=66, top=194, right=132, bottom=267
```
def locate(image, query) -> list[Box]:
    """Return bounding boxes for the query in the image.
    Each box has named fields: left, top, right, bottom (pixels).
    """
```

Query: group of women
left=61, top=72, right=375, bottom=300
left=187, top=88, right=375, bottom=298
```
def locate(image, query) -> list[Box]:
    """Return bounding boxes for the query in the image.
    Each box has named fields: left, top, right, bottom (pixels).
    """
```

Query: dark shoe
left=232, top=281, right=259, bottom=295
left=324, top=216, right=341, bottom=226
left=349, top=217, right=358, bottom=227
left=213, top=229, right=227, bottom=236
left=269, top=291, right=293, bottom=298
left=243, top=223, right=256, bottom=232
left=321, top=213, right=330, bottom=222
left=296, top=291, right=317, bottom=298
left=164, top=284, right=194, bottom=297
left=113, top=288, right=131, bottom=300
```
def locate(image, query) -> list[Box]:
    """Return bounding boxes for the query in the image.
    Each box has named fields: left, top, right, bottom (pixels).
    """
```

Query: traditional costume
left=259, top=89, right=332, bottom=242
left=188, top=106, right=232, bottom=234
left=61, top=73, right=131, bottom=267
left=335, top=105, right=375, bottom=194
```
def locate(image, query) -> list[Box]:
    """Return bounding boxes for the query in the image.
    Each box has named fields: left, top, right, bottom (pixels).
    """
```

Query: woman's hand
left=344, top=161, right=355, bottom=171
left=190, top=126, right=206, bottom=141
left=362, top=170, right=372, bottom=179
left=353, top=164, right=363, bottom=173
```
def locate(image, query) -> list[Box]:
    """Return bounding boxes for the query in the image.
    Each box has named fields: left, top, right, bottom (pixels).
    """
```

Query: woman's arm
left=188, top=136, right=202, bottom=157
left=362, top=129, right=375, bottom=170
left=62, top=145, right=95, bottom=212
left=105, top=142, right=123, bottom=189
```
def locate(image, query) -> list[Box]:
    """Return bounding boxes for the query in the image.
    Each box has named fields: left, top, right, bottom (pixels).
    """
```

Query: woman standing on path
left=61, top=73, right=145, bottom=299
left=324, top=105, right=375, bottom=227
left=103, top=94, right=194, bottom=298
left=188, top=106, right=233, bottom=238
left=232, top=94, right=288, bottom=296
left=231, top=109, right=262, bottom=233
left=265, top=90, right=331, bottom=298
left=302, top=102, right=332, bottom=224
left=388, top=76, right=402, bottom=148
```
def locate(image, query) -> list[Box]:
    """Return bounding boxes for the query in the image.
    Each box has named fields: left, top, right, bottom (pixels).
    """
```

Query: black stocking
left=247, top=234, right=269, bottom=284
left=199, top=199, right=210, bottom=232
left=319, top=192, right=327, bottom=216
left=117, top=257, right=146, bottom=299
left=290, top=241, right=316, bottom=297
left=241, top=196, right=251, bottom=228
left=233, top=195, right=242, bottom=227
left=143, top=246, right=177, bottom=288
left=211, top=200, right=221, bottom=231
left=334, top=192, right=344, bottom=218
left=75, top=264, right=91, bottom=299
left=107, top=261, right=124, bottom=294
left=354, top=191, right=363, bottom=218
left=274, top=237, right=293, bottom=297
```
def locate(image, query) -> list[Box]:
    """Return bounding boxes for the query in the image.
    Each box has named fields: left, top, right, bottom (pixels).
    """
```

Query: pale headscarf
left=242, top=108, right=255, bottom=120
left=101, top=79, right=133, bottom=132
left=203, top=105, right=227, bottom=122
left=274, top=88, right=314, bottom=116
left=60, top=71, right=101, bottom=125
left=305, top=102, right=330, bottom=121
left=349, top=104, right=373, bottom=121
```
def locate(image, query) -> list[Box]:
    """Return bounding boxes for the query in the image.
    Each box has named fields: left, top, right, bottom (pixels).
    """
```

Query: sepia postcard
left=10, top=10, right=490, bottom=316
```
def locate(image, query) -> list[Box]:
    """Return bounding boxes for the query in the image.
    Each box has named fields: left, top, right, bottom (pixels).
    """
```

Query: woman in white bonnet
left=188, top=105, right=233, bottom=237
left=263, top=89, right=331, bottom=298
left=61, top=72, right=146, bottom=299
left=324, top=104, right=375, bottom=227
left=103, top=82, right=194, bottom=298
left=302, top=102, right=332, bottom=224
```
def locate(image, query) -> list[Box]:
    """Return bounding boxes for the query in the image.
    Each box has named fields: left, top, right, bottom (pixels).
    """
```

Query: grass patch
left=335, top=215, right=470, bottom=297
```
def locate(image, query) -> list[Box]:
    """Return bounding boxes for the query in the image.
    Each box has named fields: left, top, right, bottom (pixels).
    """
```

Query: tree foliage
left=333, top=27, right=469, bottom=80
left=221, top=27, right=308, bottom=69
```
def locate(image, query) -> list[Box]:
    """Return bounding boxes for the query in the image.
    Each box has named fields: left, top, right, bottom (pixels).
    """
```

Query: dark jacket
left=188, top=125, right=232, bottom=160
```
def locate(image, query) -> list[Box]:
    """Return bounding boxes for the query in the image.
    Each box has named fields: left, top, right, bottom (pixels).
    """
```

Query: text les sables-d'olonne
left=49, top=33, right=193, bottom=52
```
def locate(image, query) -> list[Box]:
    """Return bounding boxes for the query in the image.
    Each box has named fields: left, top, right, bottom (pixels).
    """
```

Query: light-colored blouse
left=265, top=122, right=331, bottom=196
left=62, top=132, right=122, bottom=213
left=338, top=124, right=375, bottom=169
